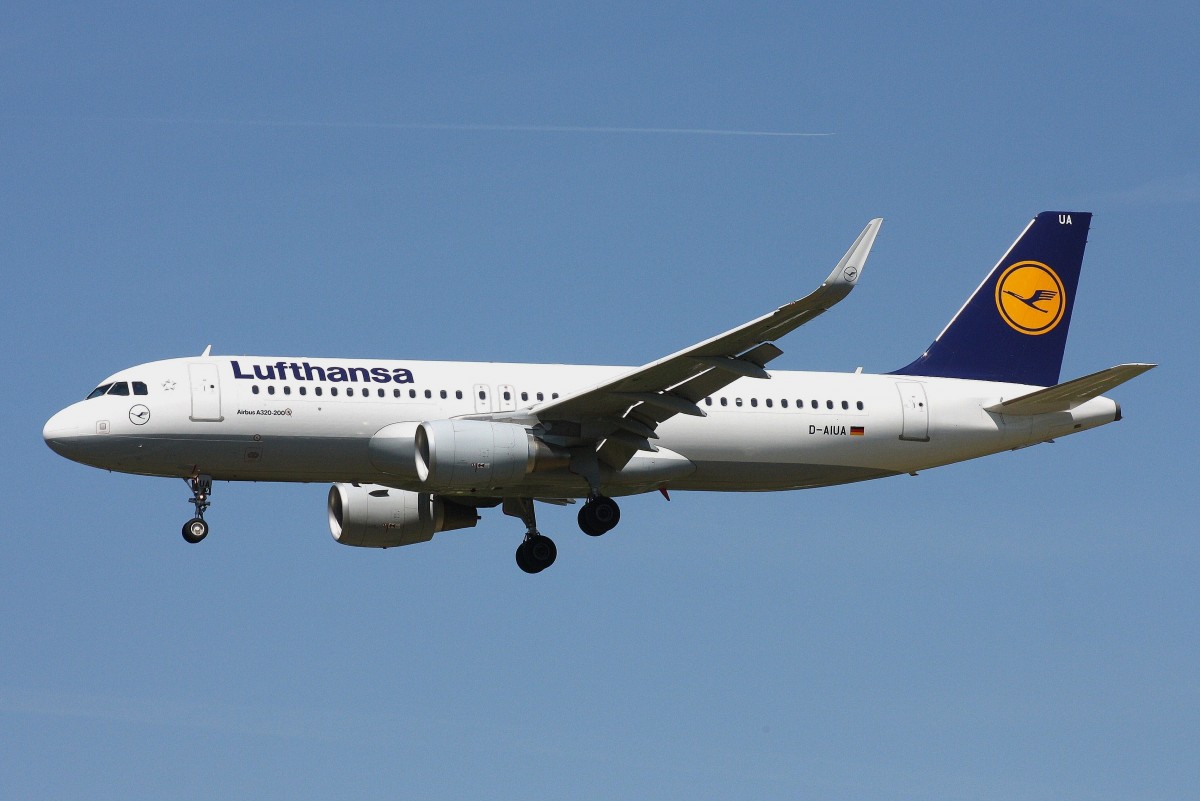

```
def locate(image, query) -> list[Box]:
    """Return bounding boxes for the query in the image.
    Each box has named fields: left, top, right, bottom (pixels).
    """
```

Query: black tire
left=578, top=505, right=603, bottom=536
left=578, top=496, right=621, bottom=536
left=515, top=541, right=538, bottom=574
left=527, top=535, right=557, bottom=571
left=182, top=517, right=209, bottom=544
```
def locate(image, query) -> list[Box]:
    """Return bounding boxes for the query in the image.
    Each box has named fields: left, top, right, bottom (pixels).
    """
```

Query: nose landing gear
left=181, top=474, right=212, bottom=543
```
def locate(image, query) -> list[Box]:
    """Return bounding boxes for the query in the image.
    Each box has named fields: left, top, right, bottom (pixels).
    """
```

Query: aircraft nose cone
left=43, top=408, right=80, bottom=454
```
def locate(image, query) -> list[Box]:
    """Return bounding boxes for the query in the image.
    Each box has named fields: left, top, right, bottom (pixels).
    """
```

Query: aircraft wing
left=490, top=218, right=883, bottom=469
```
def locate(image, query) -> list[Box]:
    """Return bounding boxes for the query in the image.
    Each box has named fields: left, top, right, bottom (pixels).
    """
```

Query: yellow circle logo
left=995, top=261, right=1065, bottom=335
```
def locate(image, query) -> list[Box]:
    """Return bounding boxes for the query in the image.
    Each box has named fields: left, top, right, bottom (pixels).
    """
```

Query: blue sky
left=2, top=3, right=1196, bottom=799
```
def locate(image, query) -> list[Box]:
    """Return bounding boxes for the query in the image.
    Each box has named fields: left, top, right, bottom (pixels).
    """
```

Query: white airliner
left=44, top=212, right=1153, bottom=573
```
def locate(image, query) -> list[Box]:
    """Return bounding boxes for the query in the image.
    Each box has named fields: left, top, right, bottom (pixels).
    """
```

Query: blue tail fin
left=891, top=211, right=1091, bottom=386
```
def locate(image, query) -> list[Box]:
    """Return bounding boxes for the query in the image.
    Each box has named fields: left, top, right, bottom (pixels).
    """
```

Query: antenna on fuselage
left=201, top=345, right=212, bottom=357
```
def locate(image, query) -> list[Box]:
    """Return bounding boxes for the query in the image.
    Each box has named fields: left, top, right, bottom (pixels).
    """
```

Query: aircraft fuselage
left=43, top=355, right=1119, bottom=498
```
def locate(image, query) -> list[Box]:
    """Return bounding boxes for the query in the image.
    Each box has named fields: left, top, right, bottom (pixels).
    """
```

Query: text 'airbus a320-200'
left=44, top=212, right=1153, bottom=573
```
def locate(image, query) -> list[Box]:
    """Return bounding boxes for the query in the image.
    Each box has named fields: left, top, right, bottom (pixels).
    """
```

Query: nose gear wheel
left=181, top=474, right=213, bottom=543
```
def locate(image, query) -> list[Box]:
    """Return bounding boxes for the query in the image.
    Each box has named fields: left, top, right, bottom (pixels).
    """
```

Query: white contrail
left=332, top=122, right=833, bottom=137
left=82, top=116, right=833, bottom=137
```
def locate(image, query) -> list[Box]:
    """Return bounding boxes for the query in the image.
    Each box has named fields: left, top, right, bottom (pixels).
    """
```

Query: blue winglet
left=891, top=211, right=1092, bottom=387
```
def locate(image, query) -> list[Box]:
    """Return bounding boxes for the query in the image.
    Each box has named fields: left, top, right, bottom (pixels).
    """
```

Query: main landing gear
left=505, top=498, right=557, bottom=574
left=504, top=494, right=623, bottom=574
left=578, top=495, right=621, bottom=536
left=181, top=474, right=212, bottom=544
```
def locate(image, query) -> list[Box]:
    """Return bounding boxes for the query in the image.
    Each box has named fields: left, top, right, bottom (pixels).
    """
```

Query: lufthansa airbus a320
left=44, top=212, right=1153, bottom=573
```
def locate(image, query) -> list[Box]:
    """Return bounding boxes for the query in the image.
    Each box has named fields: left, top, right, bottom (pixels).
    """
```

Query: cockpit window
left=86, top=382, right=137, bottom=399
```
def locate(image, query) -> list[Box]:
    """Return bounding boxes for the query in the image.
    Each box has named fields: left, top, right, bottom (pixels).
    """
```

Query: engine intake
left=328, top=483, right=478, bottom=548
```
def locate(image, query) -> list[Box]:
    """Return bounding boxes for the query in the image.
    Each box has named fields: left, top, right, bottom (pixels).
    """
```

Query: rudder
left=892, top=211, right=1091, bottom=386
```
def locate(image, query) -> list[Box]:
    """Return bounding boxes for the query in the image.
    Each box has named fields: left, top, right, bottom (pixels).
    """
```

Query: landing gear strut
left=578, top=495, right=621, bottom=536
left=181, top=474, right=212, bottom=543
left=504, top=498, right=556, bottom=574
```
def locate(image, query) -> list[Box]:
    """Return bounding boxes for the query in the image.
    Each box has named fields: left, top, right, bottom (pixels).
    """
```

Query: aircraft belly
left=93, top=433, right=373, bottom=482
left=673, top=460, right=898, bottom=491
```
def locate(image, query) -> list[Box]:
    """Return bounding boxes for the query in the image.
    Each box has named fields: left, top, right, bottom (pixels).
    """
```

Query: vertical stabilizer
left=892, top=211, right=1091, bottom=386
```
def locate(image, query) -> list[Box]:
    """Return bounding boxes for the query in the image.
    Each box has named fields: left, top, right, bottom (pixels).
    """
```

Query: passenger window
left=284, top=386, right=292, bottom=396
left=426, top=389, right=433, bottom=399
left=765, top=398, right=773, bottom=408
left=252, top=386, right=260, bottom=395
left=826, top=400, right=833, bottom=409
left=704, top=397, right=713, bottom=406
left=735, top=398, right=743, bottom=407
left=86, top=384, right=112, bottom=400
left=133, top=382, right=148, bottom=396
left=720, top=397, right=728, bottom=407
left=108, top=382, right=130, bottom=396
left=315, top=387, right=323, bottom=397
left=394, top=389, right=401, bottom=398
left=409, top=389, right=417, bottom=399
left=811, top=400, right=818, bottom=409
left=750, top=398, right=758, bottom=407
left=536, top=392, right=544, bottom=401
left=346, top=387, right=355, bottom=397
left=857, top=401, right=864, bottom=410
left=552, top=393, right=559, bottom=399
left=268, top=386, right=276, bottom=395
left=441, top=390, right=448, bottom=399
left=300, top=387, right=307, bottom=396
left=781, top=399, right=788, bottom=408
left=456, top=390, right=463, bottom=400
left=479, top=390, right=486, bottom=400
left=521, top=392, right=529, bottom=401
left=841, top=401, right=848, bottom=410
left=330, top=387, right=338, bottom=397
left=502, top=390, right=511, bottom=401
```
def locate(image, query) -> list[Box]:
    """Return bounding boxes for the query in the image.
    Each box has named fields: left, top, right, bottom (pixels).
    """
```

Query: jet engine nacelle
left=413, top=419, right=569, bottom=491
left=327, top=483, right=479, bottom=548
left=369, top=420, right=570, bottom=490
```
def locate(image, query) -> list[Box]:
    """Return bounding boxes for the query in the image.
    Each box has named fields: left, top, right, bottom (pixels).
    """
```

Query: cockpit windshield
left=85, top=381, right=148, bottom=400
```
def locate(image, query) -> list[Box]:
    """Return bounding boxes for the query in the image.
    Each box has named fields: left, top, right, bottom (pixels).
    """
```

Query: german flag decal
left=850, top=426, right=865, bottom=436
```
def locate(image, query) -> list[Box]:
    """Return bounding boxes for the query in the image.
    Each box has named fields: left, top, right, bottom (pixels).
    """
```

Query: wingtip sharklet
left=833, top=217, right=884, bottom=282
left=821, top=217, right=883, bottom=294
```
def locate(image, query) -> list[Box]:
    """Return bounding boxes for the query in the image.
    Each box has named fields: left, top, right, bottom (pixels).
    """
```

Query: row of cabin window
left=249, top=385, right=561, bottom=401
left=703, top=396, right=865, bottom=411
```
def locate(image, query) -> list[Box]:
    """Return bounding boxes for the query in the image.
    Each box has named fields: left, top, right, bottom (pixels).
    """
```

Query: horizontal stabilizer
left=985, top=363, right=1156, bottom=416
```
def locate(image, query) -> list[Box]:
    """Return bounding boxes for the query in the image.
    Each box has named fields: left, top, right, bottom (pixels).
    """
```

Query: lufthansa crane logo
left=995, top=261, right=1066, bottom=335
